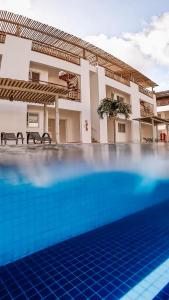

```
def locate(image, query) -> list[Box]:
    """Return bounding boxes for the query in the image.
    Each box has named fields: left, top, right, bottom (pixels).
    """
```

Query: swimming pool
left=0, top=144, right=169, bottom=299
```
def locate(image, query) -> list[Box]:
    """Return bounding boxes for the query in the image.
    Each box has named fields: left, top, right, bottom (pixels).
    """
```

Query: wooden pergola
left=133, top=116, right=169, bottom=143
left=0, top=77, right=69, bottom=143
left=0, top=10, right=157, bottom=88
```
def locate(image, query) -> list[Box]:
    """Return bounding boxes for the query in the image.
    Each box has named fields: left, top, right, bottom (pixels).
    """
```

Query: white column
left=167, top=124, right=169, bottom=143
left=130, top=82, right=141, bottom=143
left=152, top=119, right=156, bottom=142
left=55, top=94, right=59, bottom=144
left=43, top=104, right=48, bottom=133
left=80, top=59, right=91, bottom=143
left=97, top=66, right=108, bottom=143
left=139, top=121, right=142, bottom=143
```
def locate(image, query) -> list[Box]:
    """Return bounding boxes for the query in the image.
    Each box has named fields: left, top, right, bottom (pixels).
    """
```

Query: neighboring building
left=156, top=91, right=169, bottom=140
left=0, top=11, right=157, bottom=144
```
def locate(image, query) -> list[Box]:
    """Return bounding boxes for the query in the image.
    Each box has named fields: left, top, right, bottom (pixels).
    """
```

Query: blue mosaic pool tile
left=153, top=283, right=169, bottom=300
left=1, top=200, right=169, bottom=299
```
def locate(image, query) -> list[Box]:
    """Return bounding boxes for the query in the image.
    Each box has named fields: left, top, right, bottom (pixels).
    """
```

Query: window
left=31, top=72, right=40, bottom=82
left=117, top=95, right=124, bottom=102
left=27, top=113, right=39, bottom=128
left=118, top=123, right=126, bottom=133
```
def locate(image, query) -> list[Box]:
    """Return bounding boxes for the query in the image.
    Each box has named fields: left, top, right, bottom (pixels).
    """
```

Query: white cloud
left=85, top=13, right=169, bottom=90
left=0, top=0, right=32, bottom=15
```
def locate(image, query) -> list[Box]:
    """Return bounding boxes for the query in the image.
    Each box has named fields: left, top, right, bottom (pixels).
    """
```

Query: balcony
left=139, top=86, right=154, bottom=98
left=105, top=69, right=130, bottom=86
left=140, top=101, right=154, bottom=117
left=29, top=77, right=80, bottom=102
left=32, top=42, right=80, bottom=66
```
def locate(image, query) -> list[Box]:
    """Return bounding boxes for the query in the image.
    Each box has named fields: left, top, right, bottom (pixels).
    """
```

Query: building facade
left=0, top=11, right=157, bottom=144
left=156, top=91, right=169, bottom=140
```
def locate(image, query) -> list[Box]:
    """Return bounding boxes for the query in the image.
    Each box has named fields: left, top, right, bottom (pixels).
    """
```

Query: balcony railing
left=29, top=77, right=81, bottom=101
left=61, top=90, right=80, bottom=102
left=105, top=69, right=130, bottom=86
left=32, top=42, right=80, bottom=65
left=139, top=86, right=154, bottom=98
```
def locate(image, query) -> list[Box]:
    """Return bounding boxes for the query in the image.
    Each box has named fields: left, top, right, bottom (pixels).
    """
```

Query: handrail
left=105, top=69, right=130, bottom=86
left=29, top=78, right=81, bottom=101
left=139, top=86, right=154, bottom=98
left=32, top=42, right=80, bottom=65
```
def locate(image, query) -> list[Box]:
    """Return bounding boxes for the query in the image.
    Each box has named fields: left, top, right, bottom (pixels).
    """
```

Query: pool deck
left=1, top=200, right=169, bottom=300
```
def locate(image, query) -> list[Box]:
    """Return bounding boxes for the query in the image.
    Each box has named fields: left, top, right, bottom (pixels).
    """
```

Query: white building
left=0, top=11, right=157, bottom=144
left=156, top=91, right=169, bottom=141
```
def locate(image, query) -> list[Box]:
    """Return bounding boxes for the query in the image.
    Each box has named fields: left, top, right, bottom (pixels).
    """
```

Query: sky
left=1, top=0, right=169, bottom=90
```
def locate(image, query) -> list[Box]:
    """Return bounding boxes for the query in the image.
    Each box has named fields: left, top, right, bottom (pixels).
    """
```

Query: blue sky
left=1, top=0, right=169, bottom=90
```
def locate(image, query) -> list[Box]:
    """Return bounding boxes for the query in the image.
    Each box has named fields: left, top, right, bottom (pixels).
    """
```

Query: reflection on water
left=1, top=143, right=169, bottom=186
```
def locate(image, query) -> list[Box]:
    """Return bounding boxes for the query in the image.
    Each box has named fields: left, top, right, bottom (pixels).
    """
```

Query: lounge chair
left=1, top=132, right=18, bottom=145
left=27, top=132, right=52, bottom=144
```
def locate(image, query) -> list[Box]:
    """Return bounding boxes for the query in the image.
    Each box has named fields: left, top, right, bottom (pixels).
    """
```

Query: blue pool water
left=1, top=165, right=169, bottom=266
left=1, top=144, right=169, bottom=299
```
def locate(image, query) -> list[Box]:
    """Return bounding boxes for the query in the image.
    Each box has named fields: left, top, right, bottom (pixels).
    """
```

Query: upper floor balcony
left=29, top=69, right=81, bottom=102
left=105, top=69, right=131, bottom=87
left=140, top=100, right=154, bottom=117
left=139, top=85, right=154, bottom=99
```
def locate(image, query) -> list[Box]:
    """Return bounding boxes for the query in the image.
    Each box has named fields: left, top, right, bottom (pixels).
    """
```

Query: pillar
left=167, top=124, right=169, bottom=143
left=152, top=119, right=156, bottom=142
left=139, top=121, right=142, bottom=143
left=55, top=94, right=59, bottom=144
left=97, top=66, right=108, bottom=143
left=130, top=82, right=140, bottom=143
left=80, top=59, right=91, bottom=143
left=43, top=104, right=48, bottom=133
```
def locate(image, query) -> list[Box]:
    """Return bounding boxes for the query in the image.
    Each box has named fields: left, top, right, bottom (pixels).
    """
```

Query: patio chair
left=1, top=132, right=18, bottom=145
left=27, top=132, right=42, bottom=144
left=27, top=132, right=52, bottom=144
left=42, top=133, right=52, bottom=144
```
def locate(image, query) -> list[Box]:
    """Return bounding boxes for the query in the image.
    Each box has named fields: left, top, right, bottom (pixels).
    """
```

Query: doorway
left=48, top=118, right=55, bottom=142
left=60, top=119, right=67, bottom=143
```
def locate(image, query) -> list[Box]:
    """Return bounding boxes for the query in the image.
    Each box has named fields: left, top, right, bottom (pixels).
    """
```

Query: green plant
left=97, top=96, right=131, bottom=119
left=97, top=95, right=131, bottom=143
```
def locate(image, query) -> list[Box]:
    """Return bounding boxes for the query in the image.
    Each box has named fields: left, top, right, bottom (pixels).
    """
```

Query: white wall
left=116, top=120, right=131, bottom=143
left=0, top=35, right=32, bottom=138
left=107, top=119, right=131, bottom=143
left=141, top=123, right=153, bottom=140
left=90, top=71, right=100, bottom=142
left=27, top=105, right=45, bottom=135
left=48, top=108, right=80, bottom=142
